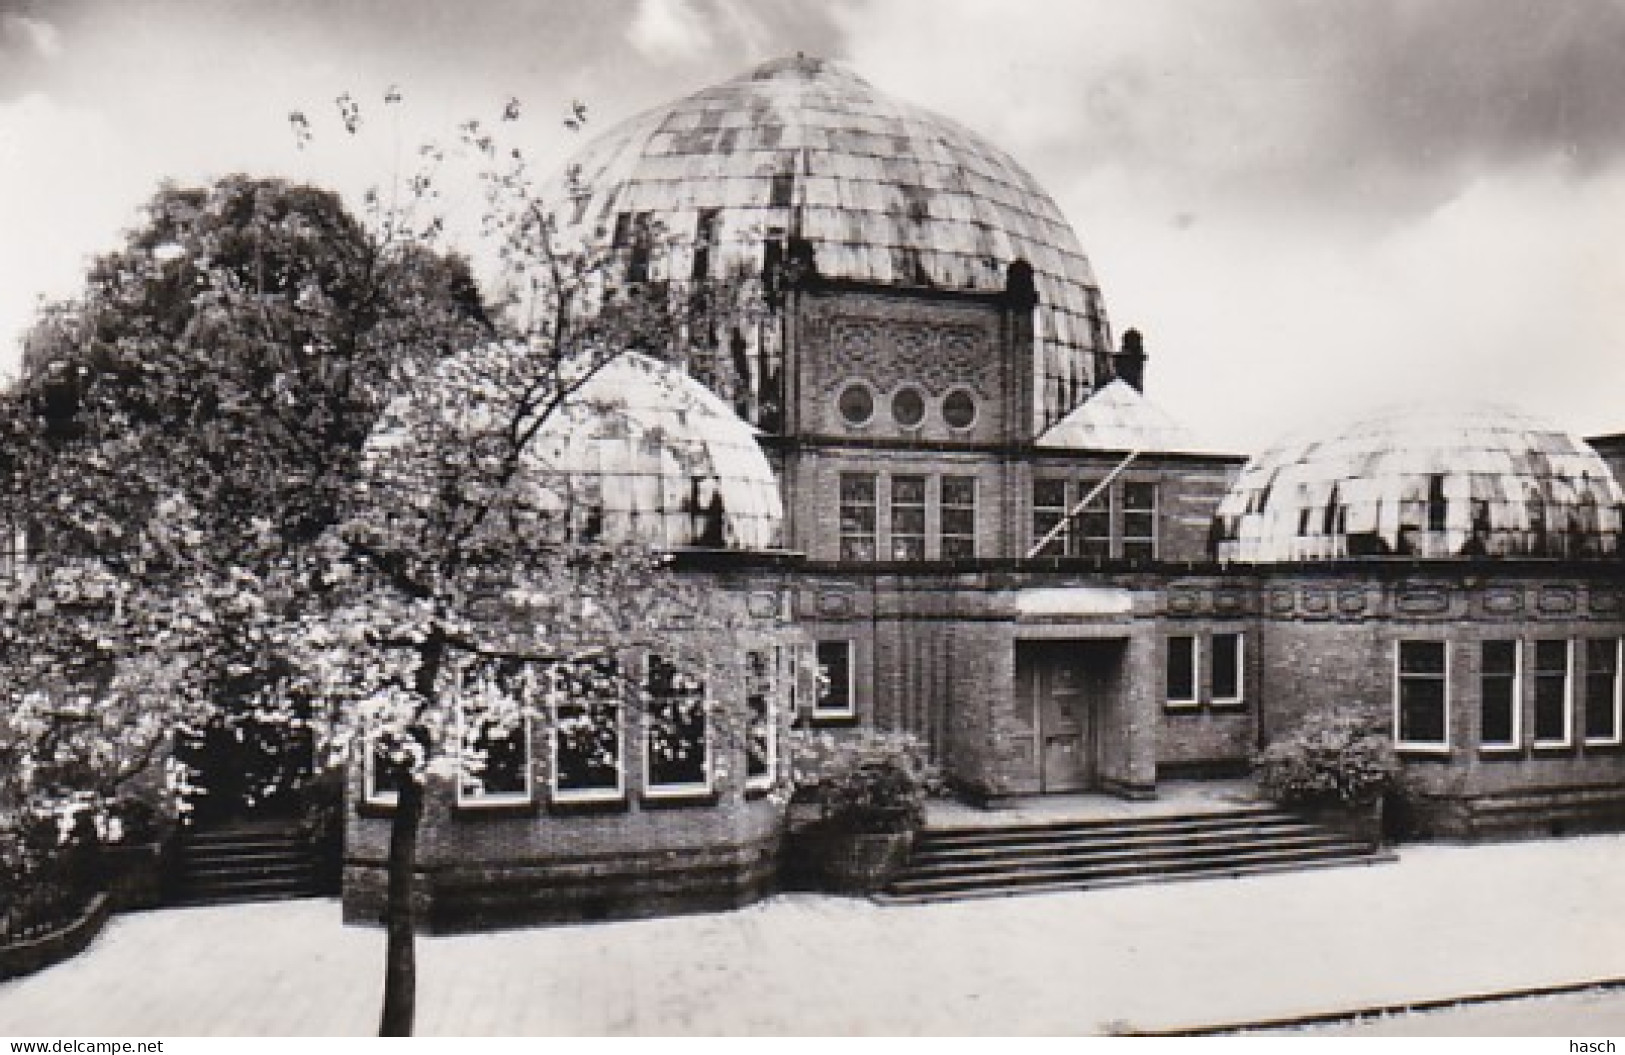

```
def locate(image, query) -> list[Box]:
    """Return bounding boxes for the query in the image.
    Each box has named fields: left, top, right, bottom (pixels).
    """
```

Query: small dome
left=529, top=352, right=784, bottom=551
left=544, top=54, right=1112, bottom=433
left=1214, top=403, right=1624, bottom=562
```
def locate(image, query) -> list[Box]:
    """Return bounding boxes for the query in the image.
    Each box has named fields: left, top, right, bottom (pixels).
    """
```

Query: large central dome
left=545, top=54, right=1112, bottom=432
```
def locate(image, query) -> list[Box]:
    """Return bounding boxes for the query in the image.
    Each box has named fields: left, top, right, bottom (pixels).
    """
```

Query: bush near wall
left=1254, top=709, right=1399, bottom=807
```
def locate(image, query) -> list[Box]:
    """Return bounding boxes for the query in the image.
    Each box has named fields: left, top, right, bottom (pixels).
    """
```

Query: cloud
left=834, top=0, right=1625, bottom=214
left=627, top=0, right=714, bottom=60
left=0, top=92, right=139, bottom=379
left=1, top=13, right=61, bottom=59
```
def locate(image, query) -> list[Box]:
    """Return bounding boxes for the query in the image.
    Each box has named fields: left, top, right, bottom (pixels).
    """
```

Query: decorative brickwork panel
left=798, top=292, right=1007, bottom=444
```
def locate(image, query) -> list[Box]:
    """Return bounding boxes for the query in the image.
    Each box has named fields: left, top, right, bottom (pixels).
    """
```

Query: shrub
left=790, top=731, right=936, bottom=835
left=1254, top=709, right=1399, bottom=806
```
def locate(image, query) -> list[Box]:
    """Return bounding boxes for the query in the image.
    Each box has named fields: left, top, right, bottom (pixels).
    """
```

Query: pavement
left=1, top=833, right=1624, bottom=1036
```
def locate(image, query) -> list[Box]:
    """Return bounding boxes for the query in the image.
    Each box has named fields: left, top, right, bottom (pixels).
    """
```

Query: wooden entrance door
left=1024, top=644, right=1097, bottom=793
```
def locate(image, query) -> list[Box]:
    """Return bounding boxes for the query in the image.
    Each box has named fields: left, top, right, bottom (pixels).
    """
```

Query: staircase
left=170, top=821, right=320, bottom=905
left=879, top=804, right=1392, bottom=904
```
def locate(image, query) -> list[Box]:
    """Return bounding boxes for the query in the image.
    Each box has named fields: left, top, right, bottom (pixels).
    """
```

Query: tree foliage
left=0, top=93, right=794, bottom=1035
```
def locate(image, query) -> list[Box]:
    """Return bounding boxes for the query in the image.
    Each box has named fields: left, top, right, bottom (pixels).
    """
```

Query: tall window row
left=365, top=651, right=784, bottom=807
left=1031, top=478, right=1157, bottom=560
left=1395, top=638, right=1623, bottom=754
left=839, top=473, right=978, bottom=562
left=1164, top=632, right=1246, bottom=710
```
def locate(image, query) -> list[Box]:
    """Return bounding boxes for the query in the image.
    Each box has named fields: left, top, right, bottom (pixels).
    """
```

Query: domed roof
left=1214, top=403, right=1624, bottom=563
left=528, top=351, right=784, bottom=551
left=545, top=54, right=1112, bottom=433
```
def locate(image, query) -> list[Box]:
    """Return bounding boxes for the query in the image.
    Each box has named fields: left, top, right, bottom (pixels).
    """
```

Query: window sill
left=356, top=798, right=399, bottom=819
left=744, top=783, right=775, bottom=801
left=807, top=712, right=859, bottom=727
left=640, top=789, right=720, bottom=809
left=546, top=793, right=629, bottom=817
left=1163, top=701, right=1200, bottom=713
left=1209, top=699, right=1247, bottom=711
left=1478, top=745, right=1522, bottom=758
left=1396, top=745, right=1452, bottom=759
left=452, top=798, right=538, bottom=819
left=1583, top=738, right=1624, bottom=750
left=1532, top=741, right=1575, bottom=753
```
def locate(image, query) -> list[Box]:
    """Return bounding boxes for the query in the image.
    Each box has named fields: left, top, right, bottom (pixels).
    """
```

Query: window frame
left=1073, top=478, right=1112, bottom=559
left=838, top=472, right=878, bottom=562
left=1394, top=639, right=1451, bottom=754
left=813, top=639, right=857, bottom=722
left=454, top=682, right=534, bottom=809
left=939, top=475, right=978, bottom=561
left=0, top=523, right=24, bottom=581
left=1210, top=632, right=1245, bottom=707
left=1165, top=634, right=1199, bottom=710
left=550, top=662, right=625, bottom=804
left=1532, top=638, right=1574, bottom=750
left=1584, top=637, right=1622, bottom=747
left=1478, top=639, right=1522, bottom=754
left=362, top=731, right=403, bottom=808
left=941, top=387, right=978, bottom=430
left=642, top=656, right=712, bottom=799
left=744, top=649, right=778, bottom=793
left=836, top=380, right=877, bottom=428
left=1031, top=477, right=1070, bottom=557
left=1120, top=480, right=1158, bottom=561
left=889, top=474, right=928, bottom=561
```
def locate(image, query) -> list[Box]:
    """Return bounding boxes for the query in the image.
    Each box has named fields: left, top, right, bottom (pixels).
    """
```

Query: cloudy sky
left=2, top=0, right=1622, bottom=451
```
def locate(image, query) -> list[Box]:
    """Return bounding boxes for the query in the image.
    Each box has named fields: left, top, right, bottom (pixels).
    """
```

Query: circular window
left=837, top=382, right=875, bottom=426
left=891, top=387, right=926, bottom=429
left=942, top=388, right=978, bottom=429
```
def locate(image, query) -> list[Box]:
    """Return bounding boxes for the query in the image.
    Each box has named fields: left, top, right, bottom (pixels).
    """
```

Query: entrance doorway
left=1017, top=640, right=1122, bottom=793
left=176, top=710, right=315, bottom=827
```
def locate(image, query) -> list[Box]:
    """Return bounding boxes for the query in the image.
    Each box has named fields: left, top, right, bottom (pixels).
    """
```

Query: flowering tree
left=0, top=96, right=790, bottom=1035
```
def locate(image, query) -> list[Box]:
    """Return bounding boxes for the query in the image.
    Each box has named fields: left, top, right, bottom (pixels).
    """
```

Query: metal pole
left=1024, top=448, right=1142, bottom=559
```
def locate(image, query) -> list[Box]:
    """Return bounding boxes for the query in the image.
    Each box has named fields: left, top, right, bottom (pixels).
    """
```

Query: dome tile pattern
left=546, top=55, right=1111, bottom=434
left=1215, top=404, right=1625, bottom=562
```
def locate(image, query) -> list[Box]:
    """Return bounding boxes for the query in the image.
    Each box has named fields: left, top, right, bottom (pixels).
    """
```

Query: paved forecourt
left=2, top=834, right=1624, bottom=1035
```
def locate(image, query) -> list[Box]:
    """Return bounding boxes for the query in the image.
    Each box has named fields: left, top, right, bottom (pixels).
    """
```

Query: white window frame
left=1479, top=639, right=1522, bottom=754
left=813, top=639, right=857, bottom=721
left=454, top=689, right=533, bottom=808
left=1532, top=638, right=1574, bottom=750
left=362, top=731, right=401, bottom=807
left=643, top=659, right=713, bottom=799
left=745, top=650, right=778, bottom=793
left=1120, top=480, right=1158, bottom=561
left=1210, top=632, right=1245, bottom=707
left=939, top=475, right=978, bottom=561
left=551, top=683, right=625, bottom=804
left=0, top=523, right=25, bottom=580
left=1394, top=640, right=1451, bottom=754
left=1584, top=637, right=1623, bottom=747
left=1165, top=634, right=1199, bottom=709
left=1031, top=477, right=1070, bottom=557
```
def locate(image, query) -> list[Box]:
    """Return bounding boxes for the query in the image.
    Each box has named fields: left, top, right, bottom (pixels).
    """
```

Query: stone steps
left=878, top=806, right=1392, bottom=904
left=170, top=824, right=319, bottom=905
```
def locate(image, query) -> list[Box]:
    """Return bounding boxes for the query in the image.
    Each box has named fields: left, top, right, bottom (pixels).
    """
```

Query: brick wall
left=794, top=289, right=1009, bottom=444
left=1253, top=567, right=1625, bottom=837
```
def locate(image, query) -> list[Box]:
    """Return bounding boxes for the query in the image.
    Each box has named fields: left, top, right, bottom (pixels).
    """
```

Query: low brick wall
left=344, top=830, right=782, bottom=931
left=1402, top=782, right=1625, bottom=841
left=0, top=893, right=112, bottom=982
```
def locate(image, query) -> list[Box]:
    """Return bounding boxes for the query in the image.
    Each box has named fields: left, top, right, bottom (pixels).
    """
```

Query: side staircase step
left=877, top=850, right=1398, bottom=905
left=169, top=825, right=320, bottom=905
left=880, top=805, right=1391, bottom=904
